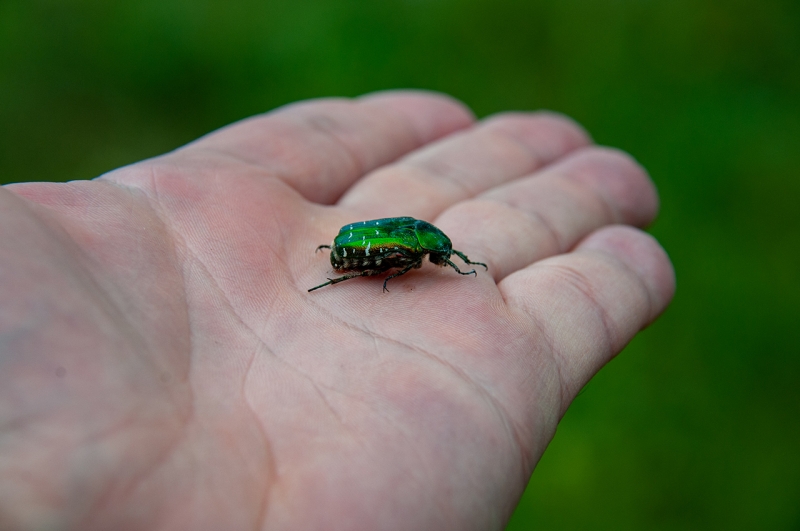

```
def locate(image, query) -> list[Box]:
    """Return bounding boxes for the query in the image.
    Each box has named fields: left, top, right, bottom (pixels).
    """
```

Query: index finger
left=178, top=91, right=475, bottom=204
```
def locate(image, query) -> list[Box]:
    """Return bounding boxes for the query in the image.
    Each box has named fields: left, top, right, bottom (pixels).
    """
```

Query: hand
left=0, top=91, right=674, bottom=530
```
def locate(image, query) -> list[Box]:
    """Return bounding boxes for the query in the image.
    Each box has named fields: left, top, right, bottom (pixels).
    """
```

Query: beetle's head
left=428, top=252, right=449, bottom=266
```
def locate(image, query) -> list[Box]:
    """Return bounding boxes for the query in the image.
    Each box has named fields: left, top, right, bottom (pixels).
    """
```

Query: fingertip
left=576, top=225, right=676, bottom=322
left=482, top=111, right=593, bottom=161
left=359, top=90, right=475, bottom=143
left=556, top=147, right=660, bottom=228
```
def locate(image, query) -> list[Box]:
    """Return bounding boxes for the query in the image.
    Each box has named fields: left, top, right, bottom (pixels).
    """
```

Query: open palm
left=0, top=91, right=674, bottom=530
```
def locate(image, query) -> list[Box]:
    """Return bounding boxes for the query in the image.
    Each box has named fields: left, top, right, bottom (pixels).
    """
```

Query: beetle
left=308, top=217, right=488, bottom=293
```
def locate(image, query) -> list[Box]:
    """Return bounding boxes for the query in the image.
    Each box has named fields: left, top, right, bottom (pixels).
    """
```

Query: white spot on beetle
left=376, top=259, right=382, bottom=266
left=342, top=248, right=347, bottom=257
left=375, top=230, right=379, bottom=235
left=365, top=241, right=371, bottom=256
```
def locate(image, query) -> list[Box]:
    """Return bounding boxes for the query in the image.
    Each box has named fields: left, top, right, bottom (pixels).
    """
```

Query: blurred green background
left=2, top=0, right=798, bottom=528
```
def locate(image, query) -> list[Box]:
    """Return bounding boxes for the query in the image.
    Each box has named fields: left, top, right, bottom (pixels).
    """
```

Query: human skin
left=0, top=91, right=674, bottom=530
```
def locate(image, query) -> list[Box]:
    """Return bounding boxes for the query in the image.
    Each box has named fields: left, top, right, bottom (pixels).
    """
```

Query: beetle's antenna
left=315, top=244, right=331, bottom=253
left=452, top=250, right=487, bottom=270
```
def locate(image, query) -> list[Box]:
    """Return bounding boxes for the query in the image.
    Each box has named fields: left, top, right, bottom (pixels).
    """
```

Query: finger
left=435, top=147, right=659, bottom=280
left=500, top=225, right=676, bottom=416
left=159, top=91, right=475, bottom=204
left=338, top=112, right=591, bottom=219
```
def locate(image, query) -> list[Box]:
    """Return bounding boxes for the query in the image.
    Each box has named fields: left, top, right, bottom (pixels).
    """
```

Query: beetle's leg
left=308, top=269, right=383, bottom=292
left=315, top=244, right=331, bottom=253
left=451, top=249, right=488, bottom=270
left=443, top=257, right=477, bottom=277
left=381, top=260, right=423, bottom=293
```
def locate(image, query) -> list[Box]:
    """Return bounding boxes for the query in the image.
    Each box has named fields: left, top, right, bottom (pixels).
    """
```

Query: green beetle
left=308, top=217, right=488, bottom=292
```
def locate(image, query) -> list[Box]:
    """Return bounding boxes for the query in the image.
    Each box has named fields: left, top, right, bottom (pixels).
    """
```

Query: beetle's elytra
left=308, top=217, right=487, bottom=293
